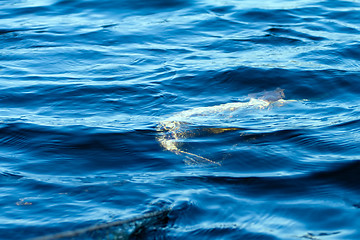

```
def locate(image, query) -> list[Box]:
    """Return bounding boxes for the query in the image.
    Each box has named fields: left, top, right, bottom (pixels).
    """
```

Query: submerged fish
left=157, top=88, right=294, bottom=165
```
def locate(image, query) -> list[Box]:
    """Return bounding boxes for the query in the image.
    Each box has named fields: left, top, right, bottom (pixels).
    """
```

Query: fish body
left=157, top=89, right=292, bottom=165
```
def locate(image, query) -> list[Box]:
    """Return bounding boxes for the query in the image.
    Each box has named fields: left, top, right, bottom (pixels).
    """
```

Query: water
left=1, top=0, right=360, bottom=239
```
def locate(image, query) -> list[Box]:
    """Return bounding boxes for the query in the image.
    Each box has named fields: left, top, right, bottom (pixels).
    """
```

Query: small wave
left=1, top=0, right=360, bottom=239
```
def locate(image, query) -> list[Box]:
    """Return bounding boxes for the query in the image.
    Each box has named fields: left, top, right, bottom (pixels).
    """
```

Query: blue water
left=1, top=0, right=360, bottom=239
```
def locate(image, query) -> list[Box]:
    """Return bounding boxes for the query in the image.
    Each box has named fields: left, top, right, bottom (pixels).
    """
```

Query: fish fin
left=177, top=149, right=221, bottom=166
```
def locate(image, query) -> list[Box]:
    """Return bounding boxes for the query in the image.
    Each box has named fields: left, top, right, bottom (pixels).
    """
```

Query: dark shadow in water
left=29, top=207, right=171, bottom=240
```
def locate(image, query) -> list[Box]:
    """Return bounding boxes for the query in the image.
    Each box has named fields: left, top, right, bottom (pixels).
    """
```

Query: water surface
left=1, top=0, right=360, bottom=239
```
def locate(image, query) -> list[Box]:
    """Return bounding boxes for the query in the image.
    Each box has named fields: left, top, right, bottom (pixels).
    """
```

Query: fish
left=157, top=88, right=295, bottom=166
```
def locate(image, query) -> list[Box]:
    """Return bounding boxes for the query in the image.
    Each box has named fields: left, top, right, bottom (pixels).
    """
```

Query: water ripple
left=1, top=0, right=360, bottom=239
